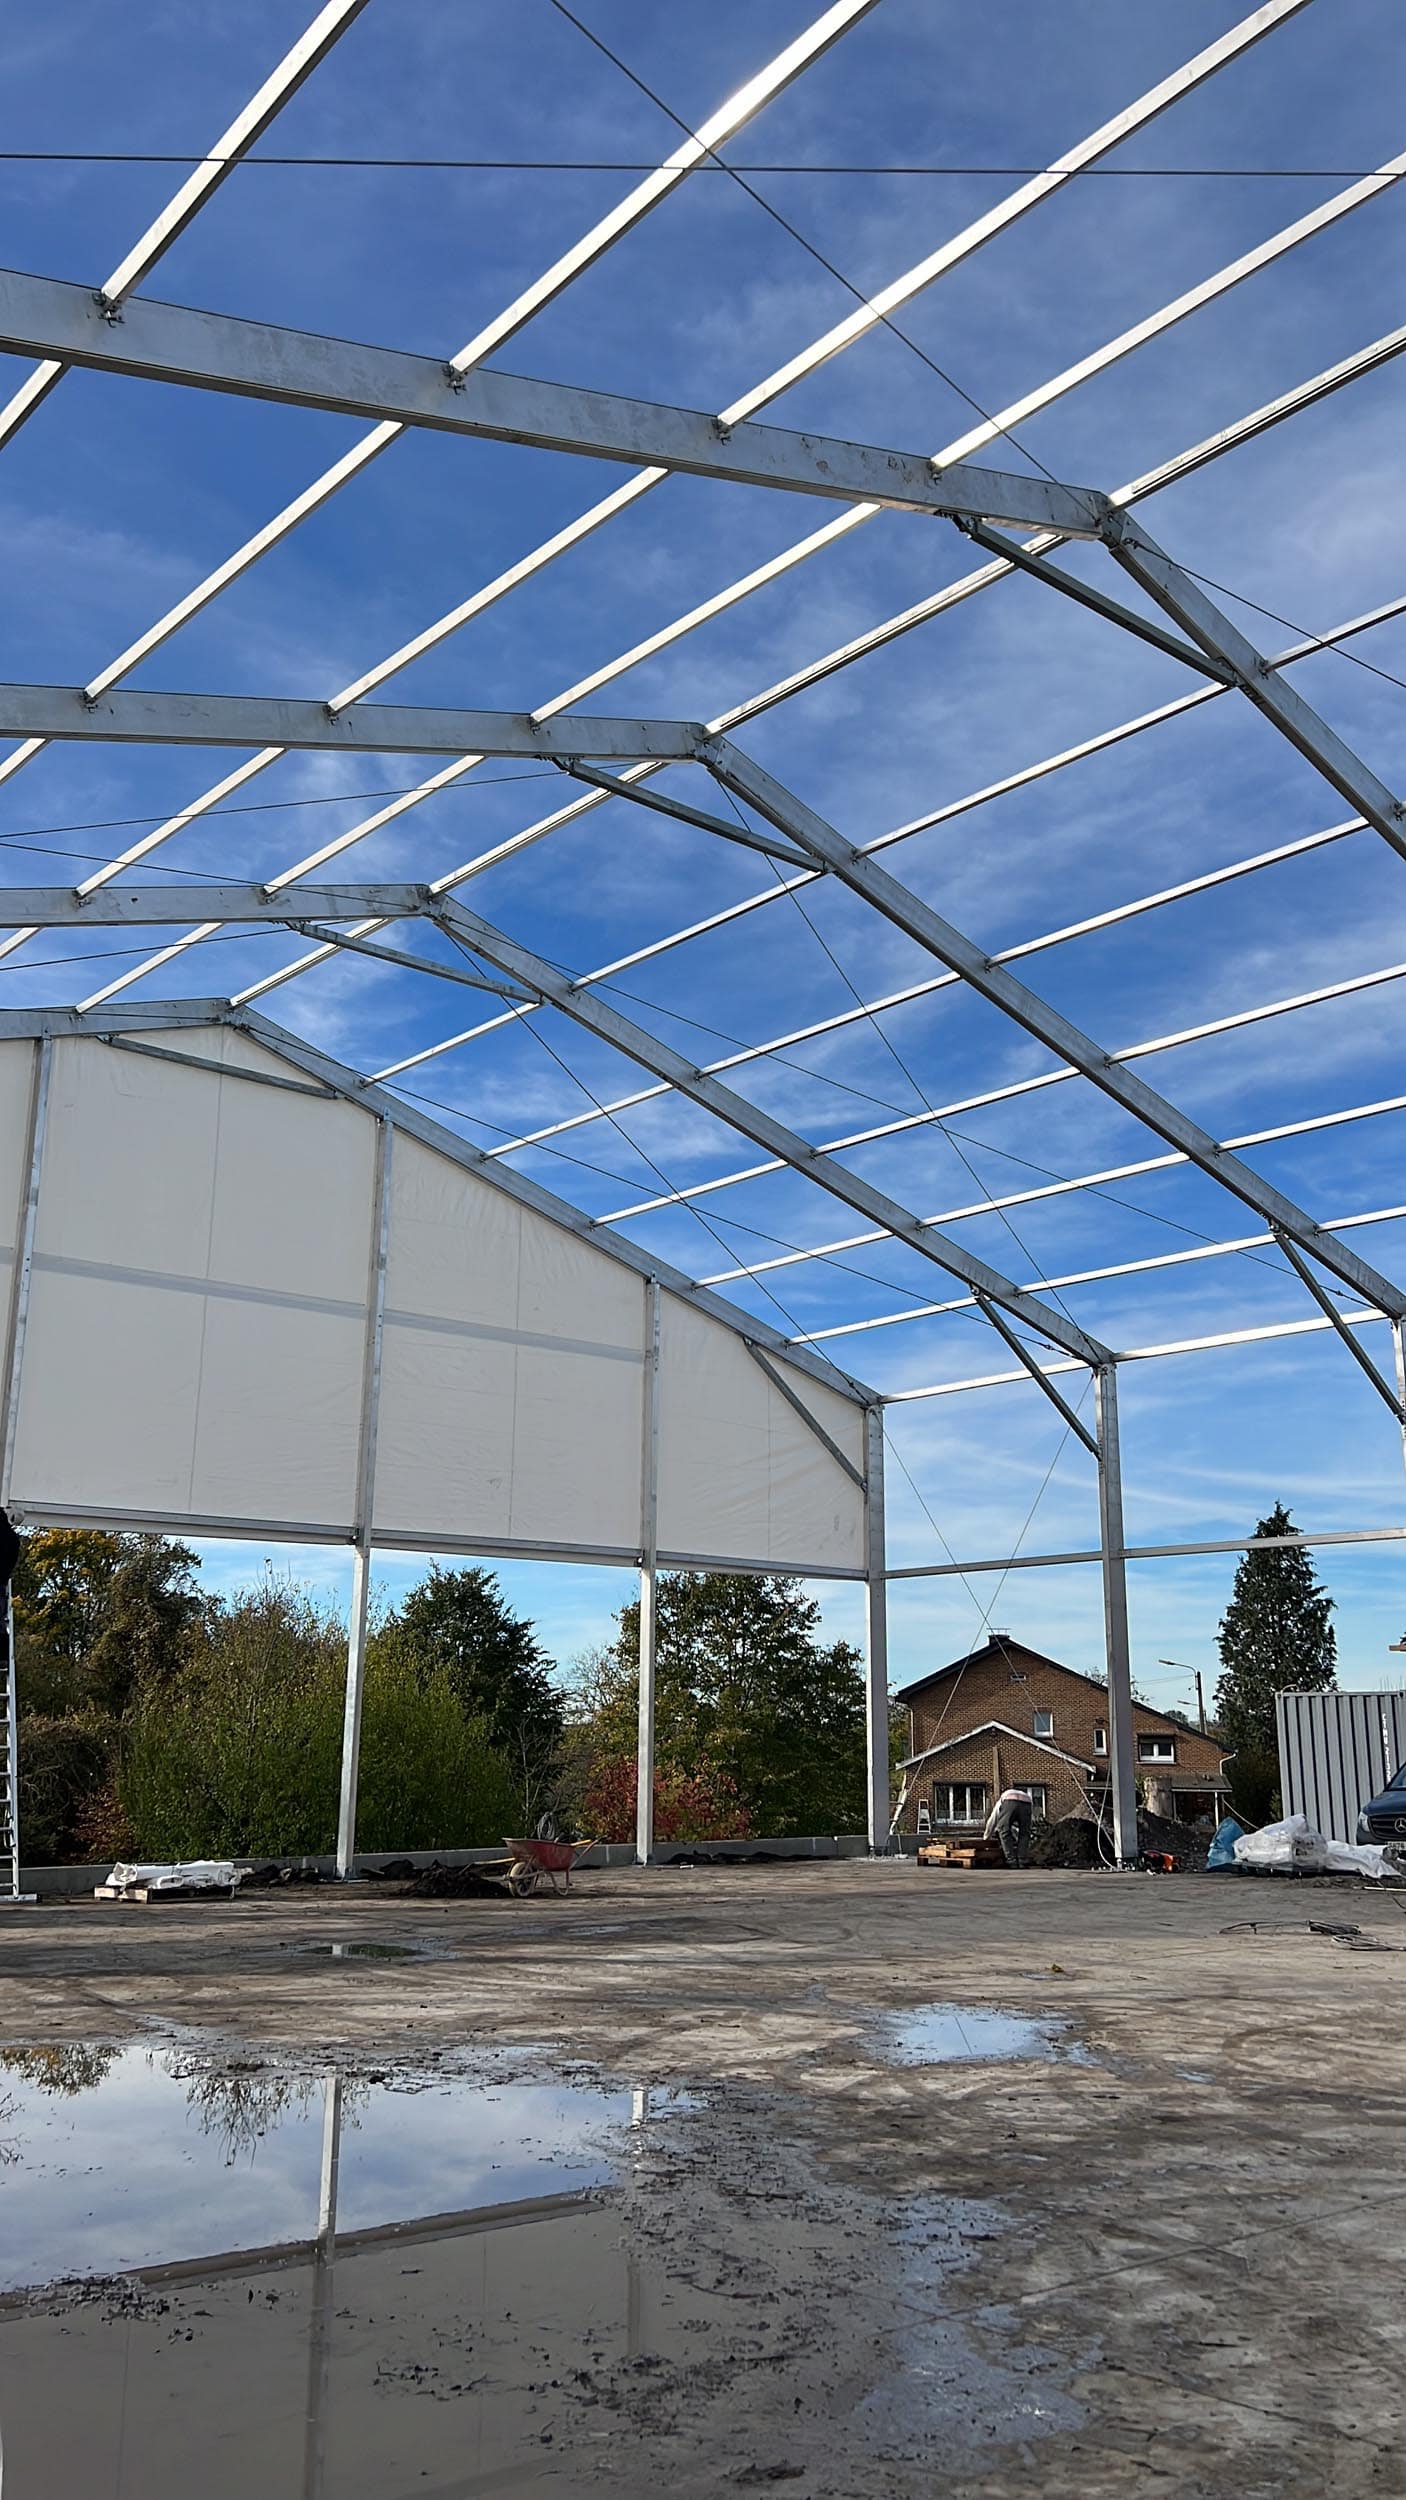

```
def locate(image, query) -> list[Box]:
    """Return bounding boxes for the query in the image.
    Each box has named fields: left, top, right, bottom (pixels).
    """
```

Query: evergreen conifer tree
left=1214, top=1502, right=1337, bottom=1763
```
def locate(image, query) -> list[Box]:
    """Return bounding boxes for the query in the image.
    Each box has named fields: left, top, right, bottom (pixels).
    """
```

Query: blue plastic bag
left=1207, top=1815, right=1247, bottom=1871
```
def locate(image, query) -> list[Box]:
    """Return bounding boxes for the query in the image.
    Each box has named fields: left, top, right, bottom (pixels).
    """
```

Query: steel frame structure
left=2, top=0, right=1403, bottom=1870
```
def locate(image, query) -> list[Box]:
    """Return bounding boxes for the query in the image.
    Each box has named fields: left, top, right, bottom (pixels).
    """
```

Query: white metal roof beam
left=0, top=1, right=1313, bottom=950
left=704, top=743, right=1406, bottom=1321
left=0, top=0, right=876, bottom=793
left=785, top=1202, right=1406, bottom=1344
left=0, top=270, right=1110, bottom=537
left=889, top=1307, right=1397, bottom=1404
left=698, top=1110, right=1406, bottom=1290
left=428, top=899, right=1112, bottom=1368
left=0, top=0, right=373, bottom=451
left=344, top=323, right=1406, bottom=1078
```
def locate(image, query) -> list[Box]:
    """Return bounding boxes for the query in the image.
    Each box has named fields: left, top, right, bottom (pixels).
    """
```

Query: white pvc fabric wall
left=0, top=1029, right=867, bottom=1573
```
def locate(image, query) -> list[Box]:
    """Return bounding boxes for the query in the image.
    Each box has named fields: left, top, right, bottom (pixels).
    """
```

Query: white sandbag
left=1233, top=1814, right=1327, bottom=1872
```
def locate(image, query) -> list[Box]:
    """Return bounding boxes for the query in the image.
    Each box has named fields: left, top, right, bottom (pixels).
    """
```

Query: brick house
left=894, top=1632, right=1230, bottom=1834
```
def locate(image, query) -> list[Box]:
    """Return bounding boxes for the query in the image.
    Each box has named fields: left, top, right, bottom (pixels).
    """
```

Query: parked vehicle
left=1356, top=1766, right=1406, bottom=1843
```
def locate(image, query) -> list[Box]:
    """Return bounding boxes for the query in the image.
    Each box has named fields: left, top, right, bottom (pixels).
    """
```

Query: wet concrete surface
left=0, top=1861, right=1402, bottom=2496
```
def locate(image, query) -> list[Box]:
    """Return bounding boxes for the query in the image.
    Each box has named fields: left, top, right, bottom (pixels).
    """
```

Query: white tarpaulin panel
left=0, top=1026, right=870, bottom=1573
left=374, top=1131, right=644, bottom=1550
left=655, top=1294, right=866, bottom=1571
left=11, top=1034, right=373, bottom=1527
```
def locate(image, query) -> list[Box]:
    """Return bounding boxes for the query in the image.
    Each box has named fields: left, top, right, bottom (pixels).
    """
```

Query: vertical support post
left=1, top=1037, right=51, bottom=1900
left=1095, top=1364, right=1138, bottom=1867
left=1393, top=1321, right=1406, bottom=1482
left=863, top=1404, right=890, bottom=1852
left=336, top=1118, right=391, bottom=1880
left=0, top=1037, right=52, bottom=1500
left=635, top=1277, right=661, bottom=1868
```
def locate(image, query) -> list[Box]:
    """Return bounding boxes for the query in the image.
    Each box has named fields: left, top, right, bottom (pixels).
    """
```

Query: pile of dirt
left=1138, top=1809, right=1211, bottom=1872
left=1028, top=1814, right=1100, bottom=1869
left=406, top=1860, right=510, bottom=1899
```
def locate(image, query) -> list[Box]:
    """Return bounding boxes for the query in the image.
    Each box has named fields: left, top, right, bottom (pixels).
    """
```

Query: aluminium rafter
left=0, top=6, right=1327, bottom=955
left=0, top=689, right=706, bottom=762
left=1100, top=513, right=1406, bottom=864
left=0, top=270, right=1109, bottom=539
left=703, top=742, right=1406, bottom=1322
left=333, top=329, right=1406, bottom=1085
left=429, top=897, right=1112, bottom=1369
left=0, top=0, right=876, bottom=789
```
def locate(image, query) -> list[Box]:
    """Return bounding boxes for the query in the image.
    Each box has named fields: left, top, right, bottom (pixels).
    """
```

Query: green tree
left=372, top=1566, right=563, bottom=1821
left=1215, top=1503, right=1337, bottom=1816
left=120, top=1572, right=517, bottom=1859
left=567, top=1573, right=869, bottom=1838
left=14, top=1528, right=201, bottom=1714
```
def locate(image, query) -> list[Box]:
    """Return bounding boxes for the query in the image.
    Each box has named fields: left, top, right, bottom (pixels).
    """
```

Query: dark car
left=1357, top=1765, right=1406, bottom=1844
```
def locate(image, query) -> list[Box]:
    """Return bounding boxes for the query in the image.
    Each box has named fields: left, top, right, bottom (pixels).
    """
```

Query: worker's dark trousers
left=994, top=1800, right=1032, bottom=1867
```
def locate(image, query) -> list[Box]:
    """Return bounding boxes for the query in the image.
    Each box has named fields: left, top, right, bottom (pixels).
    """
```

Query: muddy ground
left=0, top=1860, right=1402, bottom=2497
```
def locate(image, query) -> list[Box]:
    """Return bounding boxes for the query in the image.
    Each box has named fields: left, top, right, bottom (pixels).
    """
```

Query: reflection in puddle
left=300, top=1940, right=433, bottom=1961
left=0, top=2044, right=633, bottom=2292
left=878, top=2003, right=1093, bottom=2066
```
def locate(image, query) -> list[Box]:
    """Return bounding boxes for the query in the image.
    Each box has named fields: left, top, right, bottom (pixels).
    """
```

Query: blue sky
left=3, top=0, right=1406, bottom=1706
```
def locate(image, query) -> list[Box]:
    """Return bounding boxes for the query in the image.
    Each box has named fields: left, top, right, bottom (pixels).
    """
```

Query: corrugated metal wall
left=1276, top=1689, right=1406, bottom=1842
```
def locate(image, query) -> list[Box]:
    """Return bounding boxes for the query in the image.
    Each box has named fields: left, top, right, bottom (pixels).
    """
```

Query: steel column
left=863, top=1406, right=891, bottom=1852
left=0, top=1036, right=51, bottom=1502
left=1395, top=1323, right=1406, bottom=1482
left=1095, top=1366, right=1138, bottom=1867
left=0, top=1036, right=52, bottom=1902
left=336, top=1118, right=391, bottom=1879
left=302, top=2071, right=343, bottom=2500
left=636, top=1278, right=662, bottom=1868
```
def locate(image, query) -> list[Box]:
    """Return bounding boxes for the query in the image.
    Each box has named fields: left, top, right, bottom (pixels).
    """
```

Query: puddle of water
left=300, top=1939, right=431, bottom=1961
left=0, top=2044, right=636, bottom=2294
left=878, top=2003, right=1093, bottom=2067
left=0, top=2042, right=1078, bottom=2498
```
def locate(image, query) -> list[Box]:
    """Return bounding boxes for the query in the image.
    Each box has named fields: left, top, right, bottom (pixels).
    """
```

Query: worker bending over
left=984, top=1784, right=1034, bottom=1868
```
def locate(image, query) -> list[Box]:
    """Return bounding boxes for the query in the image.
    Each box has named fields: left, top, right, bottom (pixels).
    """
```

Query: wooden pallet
left=917, top=1839, right=1005, bottom=1869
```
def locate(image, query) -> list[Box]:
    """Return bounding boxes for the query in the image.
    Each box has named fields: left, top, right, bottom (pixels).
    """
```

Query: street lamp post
left=1158, top=1658, right=1207, bottom=1736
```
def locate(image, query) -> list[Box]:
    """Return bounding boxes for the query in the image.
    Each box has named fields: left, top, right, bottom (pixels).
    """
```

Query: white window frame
left=1094, top=1725, right=1107, bottom=1756
left=931, top=1782, right=988, bottom=1827
left=1032, top=1708, right=1054, bottom=1740
left=1026, top=1782, right=1049, bottom=1819
left=1138, top=1733, right=1176, bottom=1763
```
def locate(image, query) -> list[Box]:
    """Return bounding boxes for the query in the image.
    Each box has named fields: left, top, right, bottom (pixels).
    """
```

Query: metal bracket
left=744, top=1340, right=867, bottom=1491
left=974, top=1295, right=1101, bottom=1457
left=1274, top=1230, right=1406, bottom=1423
left=552, top=757, right=813, bottom=870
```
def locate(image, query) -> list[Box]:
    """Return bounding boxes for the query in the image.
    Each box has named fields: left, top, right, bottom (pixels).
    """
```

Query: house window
left=931, top=1783, right=988, bottom=1826
left=1033, top=1709, right=1054, bottom=1740
left=1138, top=1734, right=1176, bottom=1763
left=1094, top=1726, right=1107, bottom=1756
left=1026, top=1783, right=1049, bottom=1819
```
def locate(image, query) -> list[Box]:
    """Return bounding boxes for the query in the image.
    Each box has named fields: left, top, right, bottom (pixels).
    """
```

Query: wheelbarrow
left=503, top=1836, right=594, bottom=1897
